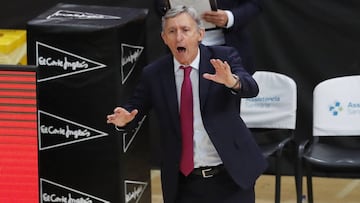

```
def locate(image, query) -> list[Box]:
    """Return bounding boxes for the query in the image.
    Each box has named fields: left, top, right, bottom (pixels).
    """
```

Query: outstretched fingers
left=203, top=59, right=232, bottom=85
left=106, top=107, right=138, bottom=127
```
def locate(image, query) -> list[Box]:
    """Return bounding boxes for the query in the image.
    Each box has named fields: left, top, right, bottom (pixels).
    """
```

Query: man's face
left=161, top=12, right=204, bottom=65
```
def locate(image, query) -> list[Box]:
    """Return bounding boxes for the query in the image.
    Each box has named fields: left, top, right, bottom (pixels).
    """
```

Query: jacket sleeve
left=224, top=46, right=259, bottom=98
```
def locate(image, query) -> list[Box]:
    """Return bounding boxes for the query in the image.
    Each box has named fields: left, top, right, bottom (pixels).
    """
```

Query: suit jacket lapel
left=199, top=45, right=214, bottom=111
left=159, top=58, right=181, bottom=136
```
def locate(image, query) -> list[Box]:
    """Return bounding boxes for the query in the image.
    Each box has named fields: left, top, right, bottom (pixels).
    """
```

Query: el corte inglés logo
left=121, top=43, right=144, bottom=84
left=41, top=178, right=110, bottom=203
left=38, top=110, right=108, bottom=150
left=36, top=42, right=107, bottom=82
left=124, top=180, right=148, bottom=203
left=122, top=116, right=146, bottom=153
left=46, top=10, right=121, bottom=20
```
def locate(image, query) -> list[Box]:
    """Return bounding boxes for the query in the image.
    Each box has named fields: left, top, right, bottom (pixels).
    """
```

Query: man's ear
left=161, top=32, right=168, bottom=45
left=198, top=28, right=205, bottom=42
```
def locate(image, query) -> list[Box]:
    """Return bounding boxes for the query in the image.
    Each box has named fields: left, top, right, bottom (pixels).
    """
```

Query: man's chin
left=174, top=56, right=189, bottom=65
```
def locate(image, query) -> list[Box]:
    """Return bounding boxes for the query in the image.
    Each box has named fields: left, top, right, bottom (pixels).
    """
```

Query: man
left=155, top=0, right=264, bottom=74
left=107, top=6, right=267, bottom=203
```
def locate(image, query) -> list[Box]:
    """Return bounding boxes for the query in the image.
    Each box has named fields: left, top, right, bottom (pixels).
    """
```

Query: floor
left=150, top=170, right=360, bottom=203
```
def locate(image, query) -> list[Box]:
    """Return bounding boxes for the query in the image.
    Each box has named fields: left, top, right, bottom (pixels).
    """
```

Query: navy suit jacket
left=155, top=0, right=264, bottom=74
left=125, top=45, right=267, bottom=202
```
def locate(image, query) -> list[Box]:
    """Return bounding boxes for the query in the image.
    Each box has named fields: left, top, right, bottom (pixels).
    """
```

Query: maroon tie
left=179, top=66, right=194, bottom=176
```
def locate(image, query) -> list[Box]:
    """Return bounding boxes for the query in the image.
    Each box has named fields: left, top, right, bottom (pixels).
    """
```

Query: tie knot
left=180, top=66, right=192, bottom=76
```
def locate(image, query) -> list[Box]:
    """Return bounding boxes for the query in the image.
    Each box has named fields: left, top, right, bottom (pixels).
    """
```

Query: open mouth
left=177, top=47, right=186, bottom=53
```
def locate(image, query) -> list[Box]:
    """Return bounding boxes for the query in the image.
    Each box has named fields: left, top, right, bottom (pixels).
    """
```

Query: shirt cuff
left=224, top=10, right=234, bottom=28
left=115, top=125, right=125, bottom=132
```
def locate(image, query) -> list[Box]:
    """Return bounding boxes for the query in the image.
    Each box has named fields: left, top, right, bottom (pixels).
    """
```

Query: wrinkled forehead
left=163, top=13, right=197, bottom=29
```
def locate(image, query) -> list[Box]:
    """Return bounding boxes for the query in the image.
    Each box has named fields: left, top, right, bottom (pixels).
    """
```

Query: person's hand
left=203, top=59, right=240, bottom=89
left=106, top=107, right=138, bottom=127
left=202, top=9, right=228, bottom=28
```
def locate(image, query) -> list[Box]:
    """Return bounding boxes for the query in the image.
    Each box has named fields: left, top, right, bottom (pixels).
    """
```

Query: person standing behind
left=155, top=0, right=264, bottom=75
left=107, top=6, right=267, bottom=203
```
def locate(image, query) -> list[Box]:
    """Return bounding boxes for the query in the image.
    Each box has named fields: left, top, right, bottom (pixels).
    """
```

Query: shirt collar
left=173, top=48, right=200, bottom=72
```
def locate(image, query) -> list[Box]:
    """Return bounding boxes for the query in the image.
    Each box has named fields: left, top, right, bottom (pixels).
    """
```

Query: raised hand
left=203, top=59, right=239, bottom=89
left=106, top=107, right=138, bottom=127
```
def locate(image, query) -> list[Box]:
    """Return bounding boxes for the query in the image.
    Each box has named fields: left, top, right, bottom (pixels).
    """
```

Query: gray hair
left=161, top=5, right=204, bottom=31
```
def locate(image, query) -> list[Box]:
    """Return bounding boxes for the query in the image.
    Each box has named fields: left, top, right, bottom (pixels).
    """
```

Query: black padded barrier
left=27, top=3, right=150, bottom=203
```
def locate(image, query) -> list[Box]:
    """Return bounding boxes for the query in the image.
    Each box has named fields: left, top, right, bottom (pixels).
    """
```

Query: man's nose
left=176, top=32, right=184, bottom=41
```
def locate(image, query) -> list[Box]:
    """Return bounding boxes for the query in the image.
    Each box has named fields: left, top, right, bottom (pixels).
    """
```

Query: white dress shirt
left=201, top=10, right=234, bottom=46
left=173, top=49, right=223, bottom=168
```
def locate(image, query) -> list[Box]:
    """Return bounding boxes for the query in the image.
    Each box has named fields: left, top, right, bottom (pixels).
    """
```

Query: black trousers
left=175, top=169, right=255, bottom=203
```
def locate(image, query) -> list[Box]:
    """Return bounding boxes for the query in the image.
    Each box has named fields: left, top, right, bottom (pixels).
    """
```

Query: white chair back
left=313, top=75, right=360, bottom=136
left=240, top=71, right=297, bottom=129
